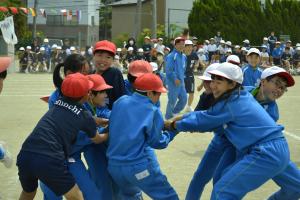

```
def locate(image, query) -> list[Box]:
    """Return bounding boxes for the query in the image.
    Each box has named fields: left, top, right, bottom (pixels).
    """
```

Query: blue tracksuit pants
left=211, top=138, right=290, bottom=200
left=165, top=84, right=187, bottom=119
left=108, top=158, right=179, bottom=200
left=185, top=134, right=235, bottom=200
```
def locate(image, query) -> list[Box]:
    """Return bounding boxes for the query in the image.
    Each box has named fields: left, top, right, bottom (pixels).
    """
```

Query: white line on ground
left=284, top=131, right=300, bottom=141
left=0, top=95, right=47, bottom=97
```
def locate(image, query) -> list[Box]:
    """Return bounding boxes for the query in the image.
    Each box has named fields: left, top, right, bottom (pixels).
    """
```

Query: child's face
left=90, top=91, right=107, bottom=107
left=210, top=77, right=236, bottom=98
left=260, top=76, right=287, bottom=101
left=247, top=54, right=260, bottom=67
left=203, top=80, right=212, bottom=93
left=93, top=51, right=113, bottom=73
left=148, top=91, right=161, bottom=104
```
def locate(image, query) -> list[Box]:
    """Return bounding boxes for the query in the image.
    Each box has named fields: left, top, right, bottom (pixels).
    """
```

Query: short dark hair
left=0, top=70, right=7, bottom=80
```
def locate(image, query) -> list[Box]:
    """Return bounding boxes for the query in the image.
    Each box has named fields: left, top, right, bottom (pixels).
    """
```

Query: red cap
left=61, top=73, right=94, bottom=98
left=93, top=40, right=116, bottom=55
left=174, top=37, right=185, bottom=45
left=128, top=60, right=153, bottom=77
left=87, top=74, right=113, bottom=91
left=0, top=57, right=12, bottom=73
left=134, top=73, right=167, bottom=93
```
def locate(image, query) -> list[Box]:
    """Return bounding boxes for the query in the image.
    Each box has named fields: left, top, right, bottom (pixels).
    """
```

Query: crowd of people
left=0, top=30, right=299, bottom=200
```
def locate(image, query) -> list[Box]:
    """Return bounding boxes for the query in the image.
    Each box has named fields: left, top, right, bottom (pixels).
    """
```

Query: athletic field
left=0, top=73, right=299, bottom=199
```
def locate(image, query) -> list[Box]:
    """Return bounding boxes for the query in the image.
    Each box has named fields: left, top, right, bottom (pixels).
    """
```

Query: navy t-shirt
left=20, top=98, right=97, bottom=161
left=101, top=67, right=126, bottom=109
left=185, top=52, right=199, bottom=76
left=194, top=92, right=215, bottom=111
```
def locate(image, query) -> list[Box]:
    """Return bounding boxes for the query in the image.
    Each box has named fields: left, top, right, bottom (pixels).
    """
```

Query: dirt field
left=0, top=73, right=299, bottom=200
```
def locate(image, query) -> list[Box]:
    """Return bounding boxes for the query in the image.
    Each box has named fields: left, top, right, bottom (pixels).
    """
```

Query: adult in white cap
left=272, top=41, right=283, bottom=66
left=260, top=44, right=270, bottom=68
left=218, top=40, right=226, bottom=56
left=242, top=48, right=263, bottom=87
left=142, top=36, right=152, bottom=62
left=125, top=46, right=135, bottom=64
left=166, top=62, right=297, bottom=200
left=292, top=46, right=300, bottom=74
left=243, top=39, right=250, bottom=49
left=165, top=36, right=187, bottom=119
left=155, top=37, right=165, bottom=53
left=0, top=57, right=14, bottom=168
left=183, top=39, right=199, bottom=112
left=207, top=38, right=217, bottom=62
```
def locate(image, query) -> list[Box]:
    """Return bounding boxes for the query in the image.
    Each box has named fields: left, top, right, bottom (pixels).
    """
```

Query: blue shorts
left=17, top=151, right=75, bottom=196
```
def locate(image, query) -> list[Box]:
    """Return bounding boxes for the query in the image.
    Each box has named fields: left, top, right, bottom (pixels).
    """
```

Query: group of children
left=0, top=37, right=297, bottom=200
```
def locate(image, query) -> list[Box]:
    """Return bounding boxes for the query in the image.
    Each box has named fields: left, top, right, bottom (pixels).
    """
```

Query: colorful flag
left=76, top=10, right=81, bottom=22
left=9, top=7, right=18, bottom=15
left=0, top=7, right=9, bottom=12
left=29, top=8, right=36, bottom=17
left=19, top=7, right=28, bottom=15
left=40, top=9, right=47, bottom=18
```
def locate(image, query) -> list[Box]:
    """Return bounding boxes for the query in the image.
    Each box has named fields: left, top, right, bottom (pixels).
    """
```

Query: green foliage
left=112, top=32, right=129, bottom=48
left=188, top=0, right=300, bottom=45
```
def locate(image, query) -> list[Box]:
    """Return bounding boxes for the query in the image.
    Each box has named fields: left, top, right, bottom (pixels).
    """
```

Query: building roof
left=109, top=0, right=148, bottom=6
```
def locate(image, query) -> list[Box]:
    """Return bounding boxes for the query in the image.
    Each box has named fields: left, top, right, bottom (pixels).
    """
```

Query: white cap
left=138, top=48, right=144, bottom=53
left=247, top=48, right=261, bottom=56
left=243, top=39, right=250, bottom=44
left=150, top=62, right=158, bottom=71
left=226, top=55, right=240, bottom=65
left=44, top=38, right=49, bottom=43
left=128, top=47, right=134, bottom=51
left=70, top=46, right=76, bottom=51
left=198, top=63, right=220, bottom=81
left=225, top=41, right=232, bottom=46
left=220, top=40, right=225, bottom=44
left=261, top=66, right=294, bottom=87
left=52, top=44, right=57, bottom=49
left=204, top=40, right=209, bottom=44
left=56, top=46, right=62, bottom=50
left=19, top=47, right=25, bottom=51
left=114, top=55, right=120, bottom=60
left=208, top=62, right=243, bottom=84
left=164, top=47, right=170, bottom=52
left=275, top=41, right=281, bottom=44
left=209, top=38, right=215, bottom=41
left=40, top=47, right=45, bottom=51
left=296, top=43, right=300, bottom=47
left=263, top=37, right=268, bottom=41
left=241, top=47, right=247, bottom=51
left=144, top=36, right=150, bottom=40
left=26, top=46, right=31, bottom=50
left=234, top=45, right=240, bottom=49
left=286, top=40, right=291, bottom=43
left=157, top=50, right=164, bottom=56
left=117, top=48, right=122, bottom=52
left=296, top=47, right=300, bottom=51
left=158, top=38, right=163, bottom=41
left=226, top=49, right=232, bottom=53
left=185, top=40, right=193, bottom=45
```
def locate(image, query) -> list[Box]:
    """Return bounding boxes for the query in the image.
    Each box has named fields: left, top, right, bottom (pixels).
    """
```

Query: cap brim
left=40, top=95, right=50, bottom=103
left=88, top=80, right=94, bottom=90
left=94, top=84, right=113, bottom=91
left=0, top=57, right=12, bottom=73
left=277, top=72, right=295, bottom=87
left=156, top=87, right=167, bottom=93
left=198, top=75, right=211, bottom=81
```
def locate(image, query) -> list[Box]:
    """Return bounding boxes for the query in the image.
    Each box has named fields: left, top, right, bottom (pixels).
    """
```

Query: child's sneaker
left=0, top=141, right=13, bottom=168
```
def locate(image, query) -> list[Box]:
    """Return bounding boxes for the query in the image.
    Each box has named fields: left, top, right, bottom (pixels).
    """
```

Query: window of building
left=47, top=15, right=79, bottom=26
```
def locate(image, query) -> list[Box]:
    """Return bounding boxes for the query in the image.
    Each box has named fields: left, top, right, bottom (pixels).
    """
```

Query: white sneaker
left=0, top=142, right=13, bottom=168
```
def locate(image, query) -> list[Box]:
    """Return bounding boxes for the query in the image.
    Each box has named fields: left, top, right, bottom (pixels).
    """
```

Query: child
left=167, top=63, right=293, bottom=199
left=0, top=57, right=13, bottom=168
left=242, top=48, right=263, bottom=87
left=17, top=73, right=107, bottom=200
left=107, top=73, right=179, bottom=200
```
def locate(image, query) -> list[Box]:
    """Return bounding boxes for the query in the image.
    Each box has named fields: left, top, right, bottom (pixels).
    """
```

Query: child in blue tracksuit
left=107, top=73, right=179, bottom=200
left=242, top=48, right=263, bottom=87
left=17, top=73, right=107, bottom=200
left=0, top=57, right=13, bottom=169
left=165, top=37, right=187, bottom=119
left=41, top=55, right=114, bottom=200
left=167, top=63, right=293, bottom=199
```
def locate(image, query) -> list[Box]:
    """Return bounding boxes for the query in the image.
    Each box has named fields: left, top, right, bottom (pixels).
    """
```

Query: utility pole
left=32, top=0, right=38, bottom=39
left=152, top=0, right=157, bottom=39
left=134, top=0, right=142, bottom=39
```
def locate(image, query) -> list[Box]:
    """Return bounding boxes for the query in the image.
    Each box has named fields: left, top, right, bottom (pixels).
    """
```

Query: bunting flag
left=60, top=9, right=67, bottom=16
left=76, top=10, right=81, bottom=22
left=0, top=16, right=18, bottom=45
left=29, top=8, right=36, bottom=17
left=19, top=7, right=28, bottom=15
left=0, top=7, right=9, bottom=12
left=40, top=8, right=46, bottom=18
left=9, top=7, right=18, bottom=15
